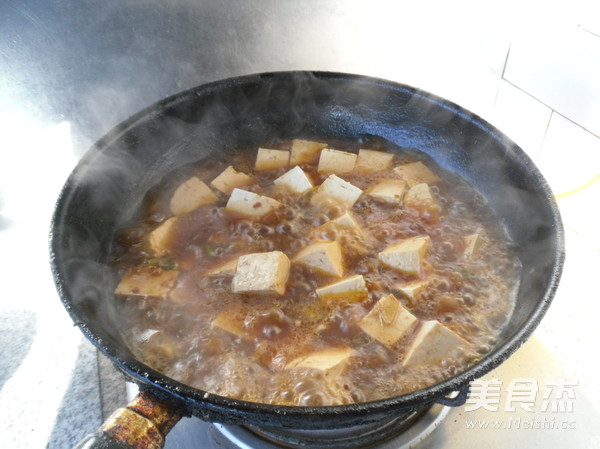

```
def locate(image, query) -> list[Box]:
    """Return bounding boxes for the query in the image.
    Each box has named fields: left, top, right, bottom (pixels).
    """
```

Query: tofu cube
left=149, top=217, right=178, bottom=255
left=378, top=236, right=430, bottom=274
left=394, top=280, right=428, bottom=300
left=404, top=183, right=439, bottom=212
left=169, top=176, right=218, bottom=216
left=225, top=188, right=282, bottom=218
left=331, top=211, right=365, bottom=236
left=255, top=148, right=290, bottom=171
left=290, top=139, right=328, bottom=165
left=273, top=166, right=314, bottom=195
left=232, top=251, right=290, bottom=295
left=115, top=268, right=179, bottom=299
left=393, top=161, right=440, bottom=186
left=206, top=257, right=238, bottom=277
left=462, top=233, right=483, bottom=259
left=366, top=179, right=407, bottom=204
left=310, top=174, right=363, bottom=209
left=315, top=274, right=368, bottom=303
left=210, top=166, right=254, bottom=195
left=211, top=311, right=250, bottom=340
left=402, top=320, right=466, bottom=368
left=293, top=241, right=344, bottom=277
left=358, top=294, right=418, bottom=347
left=317, top=149, right=357, bottom=174
left=286, top=346, right=354, bottom=376
left=355, top=149, right=395, bottom=173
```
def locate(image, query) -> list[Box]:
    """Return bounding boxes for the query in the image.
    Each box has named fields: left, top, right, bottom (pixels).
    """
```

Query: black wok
left=50, top=71, right=564, bottom=448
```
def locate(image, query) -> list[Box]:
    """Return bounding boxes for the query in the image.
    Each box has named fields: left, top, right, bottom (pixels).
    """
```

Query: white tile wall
left=538, top=112, right=600, bottom=194
left=504, top=5, right=600, bottom=403
left=504, top=26, right=600, bottom=137
left=487, top=80, right=553, bottom=160
left=576, top=1, right=600, bottom=36
left=536, top=111, right=600, bottom=249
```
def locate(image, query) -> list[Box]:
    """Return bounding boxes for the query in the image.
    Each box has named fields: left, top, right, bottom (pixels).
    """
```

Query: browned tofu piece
left=315, top=274, right=368, bottom=303
left=393, top=161, right=440, bottom=186
left=317, top=149, right=357, bottom=174
left=210, top=310, right=252, bottom=340
left=330, top=211, right=365, bottom=237
left=211, top=311, right=250, bottom=340
left=225, top=188, right=282, bottom=218
left=293, top=241, right=344, bottom=277
left=378, top=236, right=430, bottom=274
left=366, top=179, right=407, bottom=204
left=394, top=280, right=428, bottom=301
left=286, top=346, right=354, bottom=377
left=358, top=294, right=418, bottom=347
left=290, top=139, right=328, bottom=165
left=404, top=183, right=439, bottom=214
left=169, top=176, right=218, bottom=216
left=210, top=166, right=254, bottom=195
left=115, top=268, right=179, bottom=299
left=310, top=174, right=363, bottom=209
left=402, top=320, right=466, bottom=368
left=148, top=217, right=178, bottom=255
left=255, top=148, right=290, bottom=171
left=462, top=233, right=483, bottom=259
left=273, top=166, right=314, bottom=194
left=355, top=149, right=395, bottom=173
left=206, top=257, right=238, bottom=277
left=232, top=251, right=290, bottom=295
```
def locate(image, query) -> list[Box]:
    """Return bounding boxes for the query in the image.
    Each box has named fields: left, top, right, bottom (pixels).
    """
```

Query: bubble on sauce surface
left=247, top=309, right=294, bottom=340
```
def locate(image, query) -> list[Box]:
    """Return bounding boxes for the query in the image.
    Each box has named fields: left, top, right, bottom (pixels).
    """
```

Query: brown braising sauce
left=112, top=138, right=520, bottom=406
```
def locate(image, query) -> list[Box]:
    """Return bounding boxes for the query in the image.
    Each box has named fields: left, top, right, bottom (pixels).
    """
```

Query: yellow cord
left=555, top=173, right=600, bottom=199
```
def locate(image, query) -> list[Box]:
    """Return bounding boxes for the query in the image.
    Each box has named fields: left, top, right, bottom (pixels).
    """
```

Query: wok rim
left=50, top=70, right=565, bottom=422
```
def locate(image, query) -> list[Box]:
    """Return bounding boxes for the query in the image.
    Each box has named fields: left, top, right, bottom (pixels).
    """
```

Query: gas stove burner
left=210, top=404, right=450, bottom=449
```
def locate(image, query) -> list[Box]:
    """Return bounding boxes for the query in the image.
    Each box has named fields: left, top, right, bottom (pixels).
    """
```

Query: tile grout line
left=499, top=78, right=600, bottom=141
left=492, top=42, right=511, bottom=108
left=538, top=111, right=553, bottom=159
left=550, top=108, right=600, bottom=140
left=500, top=42, right=511, bottom=81
left=579, top=24, right=600, bottom=39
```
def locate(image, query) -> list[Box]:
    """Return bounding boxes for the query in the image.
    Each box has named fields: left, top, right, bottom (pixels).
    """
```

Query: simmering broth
left=112, top=138, right=519, bottom=406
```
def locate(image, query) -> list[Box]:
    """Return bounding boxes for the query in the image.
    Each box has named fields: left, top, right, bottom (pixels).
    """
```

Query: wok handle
left=435, top=383, right=471, bottom=407
left=73, top=388, right=182, bottom=449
